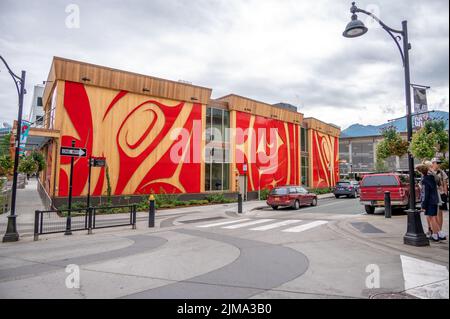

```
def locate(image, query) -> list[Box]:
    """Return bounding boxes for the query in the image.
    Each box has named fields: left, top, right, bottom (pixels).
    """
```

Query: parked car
left=333, top=180, right=360, bottom=198
left=267, top=186, right=317, bottom=210
left=359, top=173, right=420, bottom=214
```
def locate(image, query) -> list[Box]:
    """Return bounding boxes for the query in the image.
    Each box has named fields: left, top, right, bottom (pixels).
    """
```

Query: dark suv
left=333, top=180, right=360, bottom=198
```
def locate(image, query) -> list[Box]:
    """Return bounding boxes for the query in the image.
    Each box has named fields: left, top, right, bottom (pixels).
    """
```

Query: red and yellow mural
left=234, top=111, right=300, bottom=191
left=57, top=81, right=203, bottom=196
left=310, top=129, right=339, bottom=188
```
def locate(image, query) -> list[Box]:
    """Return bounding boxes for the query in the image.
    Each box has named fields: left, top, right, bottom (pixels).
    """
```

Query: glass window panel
left=211, top=163, right=223, bottom=190
left=212, top=108, right=223, bottom=142
left=206, top=108, right=212, bottom=142
left=223, top=163, right=230, bottom=190
left=205, top=163, right=211, bottom=191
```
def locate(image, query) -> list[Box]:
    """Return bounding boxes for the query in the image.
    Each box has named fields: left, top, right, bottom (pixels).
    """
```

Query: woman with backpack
left=416, top=164, right=441, bottom=242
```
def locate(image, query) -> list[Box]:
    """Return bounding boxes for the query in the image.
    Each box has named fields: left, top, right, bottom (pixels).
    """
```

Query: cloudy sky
left=0, top=0, right=448, bottom=130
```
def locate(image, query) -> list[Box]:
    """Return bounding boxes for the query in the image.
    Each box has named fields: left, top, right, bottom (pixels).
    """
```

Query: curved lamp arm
left=0, top=55, right=23, bottom=97
left=351, top=2, right=407, bottom=66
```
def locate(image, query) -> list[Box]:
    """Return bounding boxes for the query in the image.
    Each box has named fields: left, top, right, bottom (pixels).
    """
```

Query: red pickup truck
left=359, top=173, right=420, bottom=214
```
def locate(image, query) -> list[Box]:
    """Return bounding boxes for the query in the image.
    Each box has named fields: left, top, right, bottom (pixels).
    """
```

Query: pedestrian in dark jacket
left=416, top=164, right=441, bottom=242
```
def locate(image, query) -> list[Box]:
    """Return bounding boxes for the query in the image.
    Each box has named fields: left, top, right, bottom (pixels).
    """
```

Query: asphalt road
left=0, top=197, right=447, bottom=299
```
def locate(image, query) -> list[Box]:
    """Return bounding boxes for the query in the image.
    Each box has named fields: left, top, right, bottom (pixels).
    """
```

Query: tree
left=410, top=120, right=449, bottom=161
left=0, top=155, right=13, bottom=176
left=30, top=150, right=46, bottom=172
left=0, top=133, right=11, bottom=157
left=375, top=127, right=409, bottom=170
left=18, top=156, right=38, bottom=177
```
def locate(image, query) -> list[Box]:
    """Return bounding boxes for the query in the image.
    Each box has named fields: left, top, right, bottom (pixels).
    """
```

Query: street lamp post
left=343, top=2, right=429, bottom=246
left=0, top=55, right=26, bottom=243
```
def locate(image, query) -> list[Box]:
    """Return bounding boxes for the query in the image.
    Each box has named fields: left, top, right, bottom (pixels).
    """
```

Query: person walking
left=416, top=164, right=441, bottom=242
left=431, top=158, right=448, bottom=240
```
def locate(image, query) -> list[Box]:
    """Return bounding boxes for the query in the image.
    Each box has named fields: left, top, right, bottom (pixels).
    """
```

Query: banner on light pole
left=412, top=86, right=429, bottom=129
left=19, top=120, right=31, bottom=155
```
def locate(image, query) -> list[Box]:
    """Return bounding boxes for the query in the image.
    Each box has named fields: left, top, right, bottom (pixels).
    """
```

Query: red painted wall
left=310, top=130, right=339, bottom=188
left=235, top=111, right=300, bottom=191
left=58, top=81, right=202, bottom=196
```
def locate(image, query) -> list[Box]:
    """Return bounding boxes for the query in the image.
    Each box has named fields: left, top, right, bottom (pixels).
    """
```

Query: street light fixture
left=0, top=55, right=26, bottom=243
left=342, top=2, right=429, bottom=246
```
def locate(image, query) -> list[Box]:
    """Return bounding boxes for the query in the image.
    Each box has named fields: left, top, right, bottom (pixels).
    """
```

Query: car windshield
left=337, top=182, right=350, bottom=186
left=270, top=188, right=288, bottom=195
left=362, top=175, right=399, bottom=187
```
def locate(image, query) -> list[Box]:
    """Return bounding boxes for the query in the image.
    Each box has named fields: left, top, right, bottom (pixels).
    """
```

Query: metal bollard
left=64, top=210, right=72, bottom=235
left=132, top=205, right=137, bottom=229
left=87, top=208, right=93, bottom=235
left=34, top=210, right=40, bottom=241
left=238, top=193, right=243, bottom=214
left=148, top=195, right=155, bottom=228
left=384, top=191, right=392, bottom=219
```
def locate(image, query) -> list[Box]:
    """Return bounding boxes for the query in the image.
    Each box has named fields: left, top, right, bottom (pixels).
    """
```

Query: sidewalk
left=334, top=211, right=449, bottom=264
left=0, top=179, right=45, bottom=233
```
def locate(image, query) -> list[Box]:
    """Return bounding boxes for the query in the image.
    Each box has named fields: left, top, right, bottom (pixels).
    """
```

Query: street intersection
left=0, top=197, right=448, bottom=299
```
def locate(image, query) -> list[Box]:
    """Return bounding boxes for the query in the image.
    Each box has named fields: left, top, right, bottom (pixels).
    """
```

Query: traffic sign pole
left=87, top=156, right=92, bottom=209
left=65, top=140, right=75, bottom=236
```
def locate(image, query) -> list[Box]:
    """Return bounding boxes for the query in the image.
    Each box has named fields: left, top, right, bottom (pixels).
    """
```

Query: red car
left=266, top=186, right=318, bottom=210
left=359, top=173, right=420, bottom=214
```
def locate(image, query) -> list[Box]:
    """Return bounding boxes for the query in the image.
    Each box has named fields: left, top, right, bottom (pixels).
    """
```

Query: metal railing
left=37, top=178, right=53, bottom=210
left=0, top=188, right=12, bottom=215
left=34, top=204, right=137, bottom=241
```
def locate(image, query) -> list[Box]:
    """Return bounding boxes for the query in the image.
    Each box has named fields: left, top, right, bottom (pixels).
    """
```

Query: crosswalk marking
left=197, top=218, right=250, bottom=228
left=222, top=219, right=275, bottom=229
left=249, top=219, right=303, bottom=231
left=283, top=220, right=328, bottom=233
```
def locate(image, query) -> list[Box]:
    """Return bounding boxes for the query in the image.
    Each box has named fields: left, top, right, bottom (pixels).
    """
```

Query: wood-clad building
left=33, top=57, right=340, bottom=206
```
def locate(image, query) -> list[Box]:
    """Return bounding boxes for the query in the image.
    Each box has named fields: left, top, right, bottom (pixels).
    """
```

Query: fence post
left=148, top=195, right=155, bottom=228
left=132, top=205, right=137, bottom=229
left=88, top=208, right=93, bottom=235
left=384, top=191, right=392, bottom=219
left=238, top=193, right=243, bottom=214
left=34, top=210, right=40, bottom=241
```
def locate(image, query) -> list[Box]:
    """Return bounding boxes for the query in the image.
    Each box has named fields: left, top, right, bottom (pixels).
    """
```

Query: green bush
left=31, top=151, right=46, bottom=172
left=206, top=193, right=226, bottom=203
left=260, top=188, right=270, bottom=200
left=18, top=155, right=38, bottom=176
left=308, top=187, right=332, bottom=195
left=0, top=155, right=13, bottom=176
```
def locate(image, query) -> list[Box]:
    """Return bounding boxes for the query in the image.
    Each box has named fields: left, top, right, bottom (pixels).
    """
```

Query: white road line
left=401, top=255, right=449, bottom=299
left=282, top=220, right=328, bottom=233
left=196, top=218, right=250, bottom=228
left=222, top=219, right=275, bottom=229
left=249, top=219, right=303, bottom=231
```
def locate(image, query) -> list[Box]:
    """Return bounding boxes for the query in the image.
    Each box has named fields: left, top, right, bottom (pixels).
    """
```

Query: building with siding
left=22, top=57, right=340, bottom=206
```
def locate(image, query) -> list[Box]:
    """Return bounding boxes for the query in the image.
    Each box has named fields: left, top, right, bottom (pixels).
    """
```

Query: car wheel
left=271, top=206, right=278, bottom=210
left=365, top=205, right=375, bottom=214
left=311, top=197, right=318, bottom=206
left=293, top=200, right=300, bottom=210
left=335, top=194, right=340, bottom=199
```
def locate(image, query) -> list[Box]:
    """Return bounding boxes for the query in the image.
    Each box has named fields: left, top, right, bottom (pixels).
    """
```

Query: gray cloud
left=0, top=0, right=448, bottom=128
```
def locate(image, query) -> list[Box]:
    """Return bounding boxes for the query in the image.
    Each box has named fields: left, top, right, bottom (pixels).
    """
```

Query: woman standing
left=416, top=164, right=441, bottom=242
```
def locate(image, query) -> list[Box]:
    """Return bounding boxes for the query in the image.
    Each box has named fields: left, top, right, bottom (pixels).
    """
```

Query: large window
left=301, top=127, right=308, bottom=152
left=351, top=141, right=374, bottom=172
left=205, top=107, right=230, bottom=191
left=301, top=156, right=309, bottom=187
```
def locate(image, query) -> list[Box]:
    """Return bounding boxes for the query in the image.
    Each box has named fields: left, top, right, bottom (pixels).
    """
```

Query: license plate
left=274, top=198, right=280, bottom=201
left=376, top=201, right=384, bottom=205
